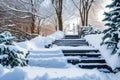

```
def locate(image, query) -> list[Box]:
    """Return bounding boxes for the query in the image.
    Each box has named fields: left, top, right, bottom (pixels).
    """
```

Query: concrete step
left=55, top=43, right=88, bottom=46
left=80, top=59, right=106, bottom=63
left=54, top=39, right=87, bottom=43
left=65, top=35, right=80, bottom=39
left=54, top=42, right=88, bottom=45
left=78, top=63, right=108, bottom=69
left=78, top=63, right=113, bottom=72
left=57, top=39, right=86, bottom=41
left=64, top=53, right=101, bottom=57
left=54, top=40, right=89, bottom=46
left=63, top=49, right=99, bottom=53
left=67, top=58, right=106, bottom=65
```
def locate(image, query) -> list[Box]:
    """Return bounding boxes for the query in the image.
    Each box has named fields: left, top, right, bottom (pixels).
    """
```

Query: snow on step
left=66, top=56, right=105, bottom=65
left=78, top=63, right=108, bottom=69
left=65, top=56, right=103, bottom=60
left=98, top=68, right=111, bottom=72
left=60, top=46, right=98, bottom=50
left=28, top=53, right=63, bottom=58
left=27, top=48, right=68, bottom=68
left=28, top=48, right=63, bottom=58
left=77, top=63, right=113, bottom=72
left=28, top=57, right=67, bottom=68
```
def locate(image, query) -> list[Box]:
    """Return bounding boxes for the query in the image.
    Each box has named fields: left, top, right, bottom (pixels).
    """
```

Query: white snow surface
left=17, top=31, right=64, bottom=50
left=1, top=32, right=120, bottom=80
left=53, top=45, right=98, bottom=50
left=17, top=31, right=67, bottom=68
left=85, top=34, right=120, bottom=70
left=0, top=65, right=120, bottom=80
left=27, top=48, right=68, bottom=68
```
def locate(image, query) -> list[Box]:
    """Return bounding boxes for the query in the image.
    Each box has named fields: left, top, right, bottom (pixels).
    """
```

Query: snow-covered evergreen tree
left=101, top=0, right=120, bottom=54
left=0, top=31, right=27, bottom=68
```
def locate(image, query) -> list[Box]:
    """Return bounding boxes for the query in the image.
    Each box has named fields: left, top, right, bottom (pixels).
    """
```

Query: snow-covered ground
left=0, top=65, right=120, bottom=80
left=85, top=34, right=120, bottom=70
left=0, top=32, right=120, bottom=80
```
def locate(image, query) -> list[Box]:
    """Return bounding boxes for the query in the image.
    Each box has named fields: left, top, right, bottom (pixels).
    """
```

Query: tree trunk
left=31, top=14, right=35, bottom=33
left=57, top=14, right=63, bottom=31
left=52, top=0, right=63, bottom=31
left=85, top=11, right=89, bottom=26
left=30, top=0, right=36, bottom=34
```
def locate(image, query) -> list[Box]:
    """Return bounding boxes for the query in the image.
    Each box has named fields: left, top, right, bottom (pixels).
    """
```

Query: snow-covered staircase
left=54, top=35, right=113, bottom=73
left=64, top=51, right=112, bottom=72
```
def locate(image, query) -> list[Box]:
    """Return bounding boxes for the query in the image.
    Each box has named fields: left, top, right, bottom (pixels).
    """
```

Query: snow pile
left=17, top=35, right=45, bottom=50
left=0, top=68, right=27, bottom=80
left=0, top=65, right=120, bottom=80
left=44, top=31, right=65, bottom=46
left=27, top=48, right=68, bottom=68
left=85, top=34, right=120, bottom=69
left=17, top=31, right=67, bottom=68
left=49, top=31, right=65, bottom=40
left=17, top=31, right=64, bottom=50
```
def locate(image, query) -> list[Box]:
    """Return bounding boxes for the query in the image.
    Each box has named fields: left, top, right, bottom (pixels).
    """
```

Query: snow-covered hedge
left=0, top=31, right=27, bottom=68
left=81, top=26, right=101, bottom=37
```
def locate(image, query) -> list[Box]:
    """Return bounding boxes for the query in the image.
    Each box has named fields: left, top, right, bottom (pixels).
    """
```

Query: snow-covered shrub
left=80, top=25, right=101, bottom=37
left=101, top=0, right=120, bottom=55
left=0, top=31, right=27, bottom=68
left=0, top=31, right=15, bottom=45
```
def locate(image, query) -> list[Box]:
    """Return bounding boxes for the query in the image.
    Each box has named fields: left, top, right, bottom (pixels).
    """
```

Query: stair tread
left=56, top=39, right=86, bottom=40
left=78, top=63, right=107, bottom=65
left=64, top=53, right=101, bottom=57
left=62, top=49, right=99, bottom=53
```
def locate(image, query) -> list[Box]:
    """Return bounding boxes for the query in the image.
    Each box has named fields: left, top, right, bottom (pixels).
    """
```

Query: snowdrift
left=85, top=34, right=120, bottom=70
left=17, top=31, right=64, bottom=50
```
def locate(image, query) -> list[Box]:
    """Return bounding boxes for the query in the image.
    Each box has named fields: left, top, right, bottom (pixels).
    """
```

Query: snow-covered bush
left=80, top=25, right=101, bottom=37
left=0, top=31, right=27, bottom=68
left=0, top=31, right=15, bottom=45
left=101, top=0, right=120, bottom=55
